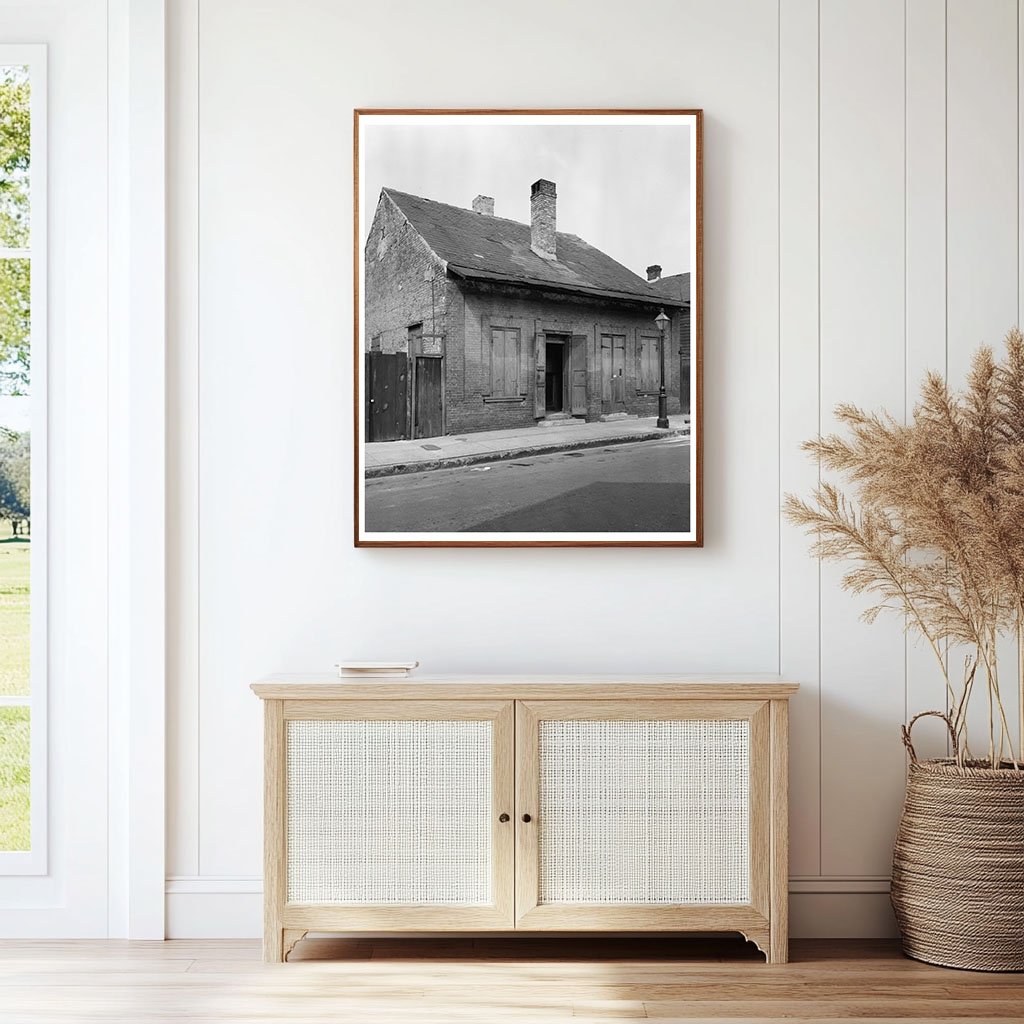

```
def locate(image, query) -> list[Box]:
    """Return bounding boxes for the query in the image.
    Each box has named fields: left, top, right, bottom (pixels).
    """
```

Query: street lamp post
left=654, top=308, right=670, bottom=429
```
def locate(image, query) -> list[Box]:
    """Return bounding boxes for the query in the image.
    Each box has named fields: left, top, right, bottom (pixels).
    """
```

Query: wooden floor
left=0, top=936, right=1021, bottom=1023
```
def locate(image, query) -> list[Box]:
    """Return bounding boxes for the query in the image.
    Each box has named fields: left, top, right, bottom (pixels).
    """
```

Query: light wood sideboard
left=252, top=675, right=798, bottom=963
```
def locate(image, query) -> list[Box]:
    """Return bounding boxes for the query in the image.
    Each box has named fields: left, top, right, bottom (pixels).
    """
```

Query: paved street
left=364, top=436, right=691, bottom=533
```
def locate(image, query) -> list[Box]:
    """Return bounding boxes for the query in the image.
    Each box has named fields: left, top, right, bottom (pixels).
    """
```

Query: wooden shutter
left=507, top=330, right=520, bottom=396
left=534, top=332, right=546, bottom=418
left=570, top=335, right=587, bottom=415
left=639, top=335, right=659, bottom=392
left=491, top=328, right=504, bottom=396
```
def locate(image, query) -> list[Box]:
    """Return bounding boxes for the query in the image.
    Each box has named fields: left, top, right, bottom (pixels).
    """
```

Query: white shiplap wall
left=165, top=0, right=1024, bottom=937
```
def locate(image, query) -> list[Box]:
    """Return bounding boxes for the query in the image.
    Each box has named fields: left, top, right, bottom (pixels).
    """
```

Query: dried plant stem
left=953, top=657, right=976, bottom=766
left=1018, top=612, right=1024, bottom=763
left=785, top=329, right=1024, bottom=770
left=976, top=636, right=1019, bottom=769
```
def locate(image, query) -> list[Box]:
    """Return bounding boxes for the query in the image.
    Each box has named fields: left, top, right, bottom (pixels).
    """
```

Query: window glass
left=0, top=63, right=32, bottom=854
left=0, top=67, right=30, bottom=251
left=0, top=705, right=28, bottom=850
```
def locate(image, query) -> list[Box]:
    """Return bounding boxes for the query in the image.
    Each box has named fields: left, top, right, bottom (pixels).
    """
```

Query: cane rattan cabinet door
left=515, top=700, right=771, bottom=937
left=272, top=700, right=515, bottom=932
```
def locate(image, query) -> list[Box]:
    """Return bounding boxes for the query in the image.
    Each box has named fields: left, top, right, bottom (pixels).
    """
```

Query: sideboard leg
left=263, top=699, right=287, bottom=964
left=770, top=925, right=790, bottom=962
left=264, top=925, right=283, bottom=964
left=282, top=928, right=308, bottom=961
left=769, top=699, right=790, bottom=966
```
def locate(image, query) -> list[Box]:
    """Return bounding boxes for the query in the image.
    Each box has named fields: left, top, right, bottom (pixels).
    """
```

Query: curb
left=365, top=427, right=690, bottom=479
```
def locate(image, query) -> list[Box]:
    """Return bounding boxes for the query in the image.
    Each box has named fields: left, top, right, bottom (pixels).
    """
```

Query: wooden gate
left=414, top=356, right=443, bottom=439
left=366, top=352, right=409, bottom=442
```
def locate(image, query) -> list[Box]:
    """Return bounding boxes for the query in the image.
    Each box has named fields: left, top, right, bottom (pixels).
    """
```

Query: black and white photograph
left=355, top=110, right=701, bottom=546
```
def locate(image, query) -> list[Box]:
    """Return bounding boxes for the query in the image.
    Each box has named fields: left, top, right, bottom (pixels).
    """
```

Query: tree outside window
left=0, top=64, right=32, bottom=854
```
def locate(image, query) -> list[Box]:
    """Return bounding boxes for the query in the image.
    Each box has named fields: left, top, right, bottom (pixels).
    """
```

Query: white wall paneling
left=165, top=0, right=1024, bottom=938
left=166, top=0, right=202, bottom=888
left=184, top=0, right=782, bottom=888
left=818, top=0, right=908, bottom=878
left=947, top=0, right=1021, bottom=764
left=778, top=0, right=821, bottom=880
left=904, top=0, right=949, bottom=761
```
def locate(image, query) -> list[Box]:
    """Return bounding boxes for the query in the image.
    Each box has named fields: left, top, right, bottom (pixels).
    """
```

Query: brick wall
left=529, top=179, right=557, bottom=260
left=364, top=192, right=447, bottom=354
left=678, top=303, right=692, bottom=415
left=450, top=283, right=682, bottom=434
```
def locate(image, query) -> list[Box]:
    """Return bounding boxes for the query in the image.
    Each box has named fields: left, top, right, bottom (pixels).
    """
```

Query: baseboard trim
left=789, top=876, right=890, bottom=893
left=165, top=877, right=897, bottom=939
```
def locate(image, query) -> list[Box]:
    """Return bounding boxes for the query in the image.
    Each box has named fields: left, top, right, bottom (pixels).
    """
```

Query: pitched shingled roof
left=382, top=188, right=685, bottom=308
left=650, top=272, right=690, bottom=304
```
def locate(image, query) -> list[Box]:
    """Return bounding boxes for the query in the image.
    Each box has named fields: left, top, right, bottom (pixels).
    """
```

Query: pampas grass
left=785, top=328, right=1024, bottom=769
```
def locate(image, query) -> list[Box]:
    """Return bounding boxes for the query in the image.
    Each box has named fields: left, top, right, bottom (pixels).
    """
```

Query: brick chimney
left=472, top=195, right=494, bottom=216
left=646, top=265, right=662, bottom=282
left=530, top=179, right=557, bottom=260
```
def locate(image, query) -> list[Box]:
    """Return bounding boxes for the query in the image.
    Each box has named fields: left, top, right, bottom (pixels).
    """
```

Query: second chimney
left=530, top=179, right=557, bottom=260
left=646, top=265, right=662, bottom=282
left=472, top=195, right=494, bottom=216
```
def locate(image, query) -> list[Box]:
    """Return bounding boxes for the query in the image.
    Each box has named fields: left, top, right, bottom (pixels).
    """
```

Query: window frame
left=0, top=46, right=47, bottom=875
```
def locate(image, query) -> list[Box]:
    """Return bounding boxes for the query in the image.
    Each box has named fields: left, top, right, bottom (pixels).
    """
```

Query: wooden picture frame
left=354, top=109, right=703, bottom=547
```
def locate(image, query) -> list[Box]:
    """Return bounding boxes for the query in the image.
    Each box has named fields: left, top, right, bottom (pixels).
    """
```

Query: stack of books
left=335, top=661, right=419, bottom=679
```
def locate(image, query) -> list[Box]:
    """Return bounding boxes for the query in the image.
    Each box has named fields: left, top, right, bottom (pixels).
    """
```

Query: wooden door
left=600, top=335, right=625, bottom=411
left=274, top=700, right=515, bottom=935
left=514, top=700, right=771, bottom=940
left=569, top=335, right=587, bottom=415
left=534, top=332, right=546, bottom=418
left=414, top=356, right=443, bottom=439
left=366, top=352, right=409, bottom=441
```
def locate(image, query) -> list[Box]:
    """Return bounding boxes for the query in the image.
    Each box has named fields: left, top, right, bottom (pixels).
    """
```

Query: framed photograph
left=354, top=109, right=702, bottom=547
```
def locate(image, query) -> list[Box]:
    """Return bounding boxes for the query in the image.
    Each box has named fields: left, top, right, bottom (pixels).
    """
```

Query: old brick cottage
left=363, top=178, right=688, bottom=440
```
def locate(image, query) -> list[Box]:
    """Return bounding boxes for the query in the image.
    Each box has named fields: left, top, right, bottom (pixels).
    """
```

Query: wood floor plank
left=572, top=1000, right=647, bottom=1018
left=643, top=999, right=1024, bottom=1019
left=0, top=938, right=1017, bottom=1023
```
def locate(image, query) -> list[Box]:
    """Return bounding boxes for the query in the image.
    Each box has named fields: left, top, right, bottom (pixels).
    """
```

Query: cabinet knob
left=498, top=813, right=510, bottom=823
left=522, top=813, right=532, bottom=823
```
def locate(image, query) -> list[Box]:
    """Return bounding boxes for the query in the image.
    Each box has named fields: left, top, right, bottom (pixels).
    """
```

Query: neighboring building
left=646, top=266, right=692, bottom=415
left=363, top=179, right=686, bottom=440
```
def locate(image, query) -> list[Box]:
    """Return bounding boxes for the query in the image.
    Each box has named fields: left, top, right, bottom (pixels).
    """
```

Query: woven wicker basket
left=891, top=712, right=1024, bottom=972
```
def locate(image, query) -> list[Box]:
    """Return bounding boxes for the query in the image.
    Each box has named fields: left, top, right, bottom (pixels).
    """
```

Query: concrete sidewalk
left=364, top=414, right=691, bottom=478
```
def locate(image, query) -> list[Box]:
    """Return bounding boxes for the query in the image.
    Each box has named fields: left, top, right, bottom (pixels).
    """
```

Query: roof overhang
left=447, top=264, right=689, bottom=309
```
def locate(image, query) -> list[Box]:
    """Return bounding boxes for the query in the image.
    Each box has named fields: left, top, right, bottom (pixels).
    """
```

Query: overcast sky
left=362, top=122, right=690, bottom=279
